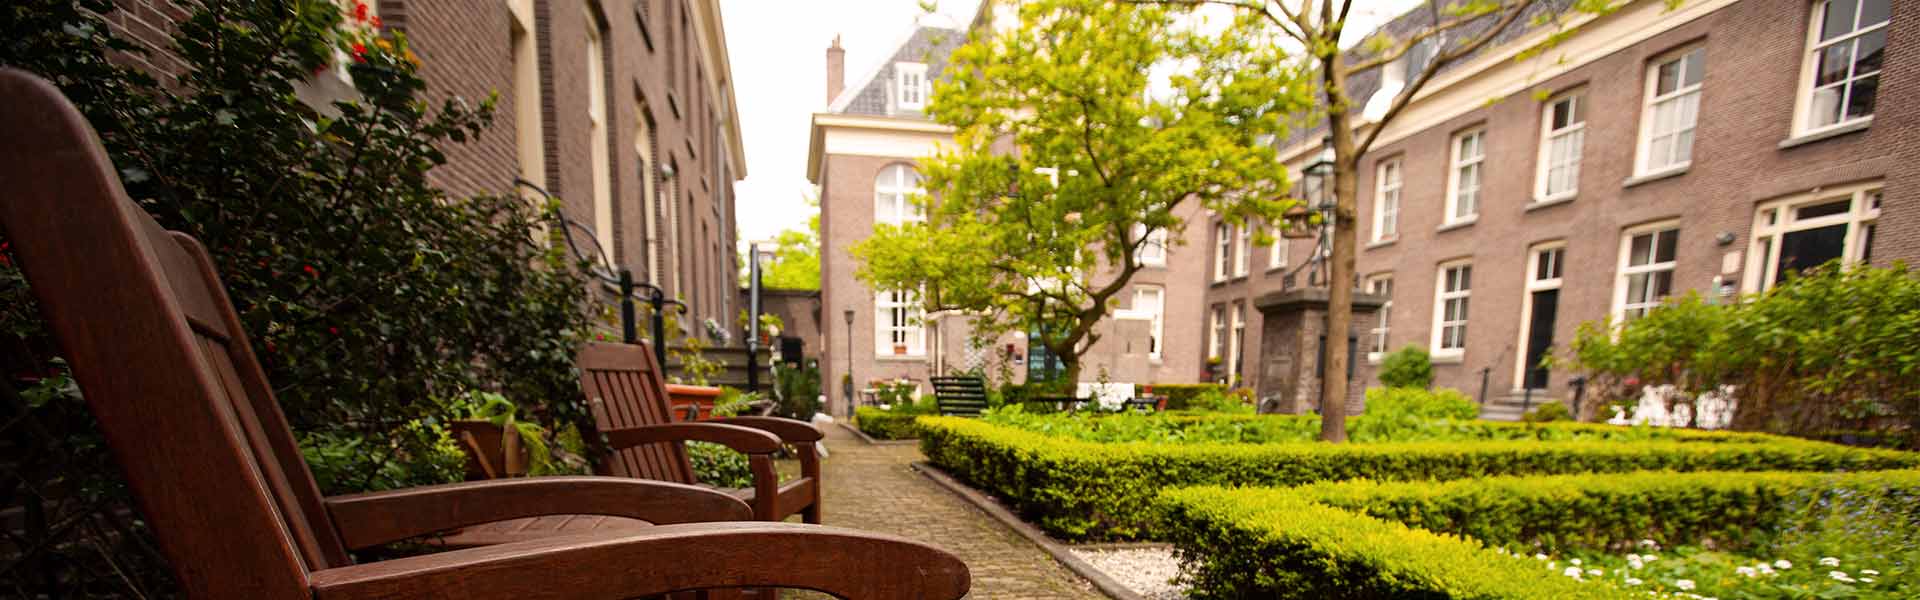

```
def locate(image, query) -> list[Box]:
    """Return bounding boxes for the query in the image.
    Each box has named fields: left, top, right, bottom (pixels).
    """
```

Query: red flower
left=257, top=259, right=268, bottom=267
left=303, top=264, right=318, bottom=278
left=351, top=43, right=367, bottom=63
left=265, top=341, right=277, bottom=353
left=1625, top=377, right=1641, bottom=387
left=353, top=2, right=368, bottom=21
left=370, top=15, right=383, bottom=28
left=328, top=327, right=340, bottom=336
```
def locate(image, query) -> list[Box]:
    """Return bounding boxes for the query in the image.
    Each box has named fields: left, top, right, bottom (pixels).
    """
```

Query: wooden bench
left=930, top=376, right=989, bottom=417
left=0, top=67, right=967, bottom=599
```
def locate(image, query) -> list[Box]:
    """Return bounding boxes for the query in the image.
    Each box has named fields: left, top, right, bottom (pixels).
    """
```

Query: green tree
left=754, top=197, right=822, bottom=291
left=1148, top=0, right=1665, bottom=442
left=853, top=0, right=1308, bottom=384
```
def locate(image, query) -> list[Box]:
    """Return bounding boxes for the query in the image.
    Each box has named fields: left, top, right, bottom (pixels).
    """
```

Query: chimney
left=825, top=35, right=845, bottom=106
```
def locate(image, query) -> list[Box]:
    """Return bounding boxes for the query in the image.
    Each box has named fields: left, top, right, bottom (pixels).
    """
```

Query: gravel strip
left=1069, top=546, right=1188, bottom=600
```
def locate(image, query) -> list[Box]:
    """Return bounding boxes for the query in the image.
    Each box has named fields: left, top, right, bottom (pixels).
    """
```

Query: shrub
left=1146, top=383, right=1226, bottom=410
left=685, top=441, right=753, bottom=488
left=1287, top=470, right=1920, bottom=555
left=1184, top=388, right=1255, bottom=414
left=855, top=406, right=925, bottom=440
left=1158, top=486, right=1615, bottom=600
left=1365, top=387, right=1477, bottom=420
left=772, top=359, right=823, bottom=419
left=1524, top=401, right=1573, bottom=423
left=1377, top=345, right=1434, bottom=389
left=918, top=417, right=1920, bottom=540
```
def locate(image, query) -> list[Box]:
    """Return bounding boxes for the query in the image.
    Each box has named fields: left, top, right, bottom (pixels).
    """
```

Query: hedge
left=1144, top=383, right=1225, bottom=410
left=1289, top=470, right=1920, bottom=554
left=918, top=417, right=1920, bottom=540
left=980, top=409, right=1797, bottom=445
left=1158, top=486, right=1620, bottom=600
left=854, top=406, right=923, bottom=440
left=1158, top=470, right=1920, bottom=599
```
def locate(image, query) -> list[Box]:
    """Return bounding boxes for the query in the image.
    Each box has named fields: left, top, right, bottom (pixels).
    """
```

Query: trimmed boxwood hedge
left=854, top=406, right=922, bottom=440
left=918, top=417, right=1920, bottom=540
left=1288, top=470, right=1920, bottom=554
left=1158, top=470, right=1920, bottom=599
left=1158, top=486, right=1617, bottom=599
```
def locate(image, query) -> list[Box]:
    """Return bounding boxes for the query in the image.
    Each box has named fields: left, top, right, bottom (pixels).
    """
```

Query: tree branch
left=1355, top=0, right=1536, bottom=156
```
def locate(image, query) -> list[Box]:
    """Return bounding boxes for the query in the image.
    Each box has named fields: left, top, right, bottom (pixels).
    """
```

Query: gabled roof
left=826, top=23, right=967, bottom=118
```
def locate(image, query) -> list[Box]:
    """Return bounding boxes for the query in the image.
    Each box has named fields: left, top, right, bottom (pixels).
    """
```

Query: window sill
left=1622, top=166, right=1687, bottom=188
left=1430, top=352, right=1465, bottom=365
left=1779, top=119, right=1871, bottom=150
left=1436, top=218, right=1477, bottom=233
left=1526, top=195, right=1575, bottom=211
left=1366, top=237, right=1397, bottom=250
left=873, top=354, right=927, bottom=362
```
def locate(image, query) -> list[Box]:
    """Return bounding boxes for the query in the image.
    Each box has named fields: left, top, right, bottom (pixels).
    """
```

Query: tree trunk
left=1319, top=57, right=1358, bottom=443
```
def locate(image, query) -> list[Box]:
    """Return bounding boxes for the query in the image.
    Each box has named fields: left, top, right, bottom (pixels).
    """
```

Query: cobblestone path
left=792, top=425, right=1102, bottom=599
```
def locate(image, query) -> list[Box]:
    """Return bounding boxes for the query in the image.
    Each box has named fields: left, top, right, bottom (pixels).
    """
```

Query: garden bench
left=0, top=68, right=968, bottom=599
left=930, top=375, right=989, bottom=417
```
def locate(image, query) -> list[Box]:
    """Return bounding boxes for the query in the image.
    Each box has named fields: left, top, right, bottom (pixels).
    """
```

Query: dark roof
left=1278, top=0, right=1575, bottom=151
left=833, top=25, right=967, bottom=118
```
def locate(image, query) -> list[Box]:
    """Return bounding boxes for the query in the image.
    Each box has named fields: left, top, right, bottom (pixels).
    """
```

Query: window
left=1446, top=130, right=1483, bottom=224
left=585, top=9, right=613, bottom=261
left=510, top=1, right=544, bottom=195
left=1537, top=93, right=1585, bottom=201
left=1800, top=0, right=1886, bottom=133
left=1208, top=306, right=1225, bottom=361
left=895, top=62, right=930, bottom=111
left=1432, top=262, right=1471, bottom=355
left=1213, top=222, right=1231, bottom=281
left=1615, top=225, right=1679, bottom=322
left=875, top=290, right=924, bottom=356
left=1134, top=286, right=1164, bottom=359
left=636, top=104, right=659, bottom=279
left=1228, top=304, right=1246, bottom=384
left=1366, top=274, right=1393, bottom=357
left=874, top=164, right=924, bottom=225
left=1746, top=184, right=1880, bottom=293
left=1638, top=47, right=1703, bottom=175
left=665, top=163, right=681, bottom=296
left=1373, top=158, right=1401, bottom=241
left=1234, top=224, right=1252, bottom=276
left=1133, top=224, right=1167, bottom=266
left=1270, top=227, right=1289, bottom=268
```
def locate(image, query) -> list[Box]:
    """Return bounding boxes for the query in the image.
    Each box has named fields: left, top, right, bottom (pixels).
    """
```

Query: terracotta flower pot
left=666, top=383, right=724, bottom=421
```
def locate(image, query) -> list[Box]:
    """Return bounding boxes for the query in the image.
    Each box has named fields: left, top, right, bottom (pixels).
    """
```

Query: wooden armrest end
left=324, top=477, right=751, bottom=550
left=310, top=522, right=970, bottom=600
left=703, top=416, right=824, bottom=443
left=603, top=422, right=783, bottom=454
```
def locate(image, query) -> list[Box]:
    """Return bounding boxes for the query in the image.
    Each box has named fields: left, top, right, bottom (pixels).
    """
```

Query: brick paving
left=787, top=425, right=1103, bottom=599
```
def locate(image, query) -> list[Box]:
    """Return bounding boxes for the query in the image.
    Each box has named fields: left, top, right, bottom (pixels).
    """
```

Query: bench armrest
left=603, top=422, right=782, bottom=454
left=324, top=477, right=751, bottom=550
left=703, top=416, right=824, bottom=443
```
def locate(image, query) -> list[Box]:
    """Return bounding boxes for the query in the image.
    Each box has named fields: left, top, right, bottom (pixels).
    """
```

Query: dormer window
left=895, top=62, right=930, bottom=111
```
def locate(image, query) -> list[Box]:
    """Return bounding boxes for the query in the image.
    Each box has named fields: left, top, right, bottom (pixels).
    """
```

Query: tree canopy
left=754, top=199, right=822, bottom=291
left=853, top=0, right=1311, bottom=382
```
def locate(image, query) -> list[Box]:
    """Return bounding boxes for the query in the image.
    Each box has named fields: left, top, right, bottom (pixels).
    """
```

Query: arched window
left=874, top=164, right=924, bottom=225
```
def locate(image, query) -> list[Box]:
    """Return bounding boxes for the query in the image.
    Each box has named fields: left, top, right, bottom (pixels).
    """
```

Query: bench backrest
left=929, top=376, right=988, bottom=417
left=0, top=69, right=347, bottom=596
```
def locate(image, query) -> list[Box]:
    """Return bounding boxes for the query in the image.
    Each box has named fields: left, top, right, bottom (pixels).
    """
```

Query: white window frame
left=1228, top=303, right=1246, bottom=384
left=1133, top=224, right=1167, bottom=267
left=1636, top=46, right=1704, bottom=176
left=875, top=289, right=925, bottom=357
left=1365, top=274, right=1393, bottom=360
left=1131, top=286, right=1165, bottom=360
left=1208, top=306, right=1225, bottom=362
left=1743, top=183, right=1881, bottom=294
left=1270, top=226, right=1289, bottom=269
left=875, top=163, right=924, bottom=226
left=895, top=62, right=930, bottom=111
left=1793, top=0, right=1887, bottom=136
left=1213, top=222, right=1231, bottom=281
left=1613, top=221, right=1681, bottom=323
left=1535, top=92, right=1585, bottom=203
left=1233, top=224, right=1252, bottom=277
left=1445, top=130, right=1483, bottom=225
left=1431, top=261, right=1472, bottom=358
left=1373, top=158, right=1401, bottom=242
left=584, top=10, right=614, bottom=261
left=1512, top=241, right=1566, bottom=387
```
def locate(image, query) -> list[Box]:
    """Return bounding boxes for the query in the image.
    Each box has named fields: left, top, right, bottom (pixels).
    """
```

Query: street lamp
left=1280, top=138, right=1337, bottom=289
left=843, top=308, right=855, bottom=417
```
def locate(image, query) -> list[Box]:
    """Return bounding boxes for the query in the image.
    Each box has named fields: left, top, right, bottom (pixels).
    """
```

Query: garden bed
left=1159, top=470, right=1920, bottom=599
left=918, top=416, right=1920, bottom=541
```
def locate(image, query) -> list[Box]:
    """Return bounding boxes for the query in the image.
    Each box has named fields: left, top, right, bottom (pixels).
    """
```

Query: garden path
left=787, top=425, right=1102, bottom=599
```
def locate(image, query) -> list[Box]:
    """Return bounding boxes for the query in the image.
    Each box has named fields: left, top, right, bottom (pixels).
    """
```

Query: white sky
left=720, top=0, right=1424, bottom=245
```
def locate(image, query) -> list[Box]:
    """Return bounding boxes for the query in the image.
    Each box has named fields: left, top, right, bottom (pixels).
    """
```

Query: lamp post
left=1280, top=138, right=1337, bottom=290
left=843, top=308, right=855, bottom=417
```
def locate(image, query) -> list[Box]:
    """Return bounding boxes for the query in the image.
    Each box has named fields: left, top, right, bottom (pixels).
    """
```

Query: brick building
left=106, top=0, right=749, bottom=340
left=807, top=14, right=1214, bottom=415
left=1207, top=0, right=1910, bottom=417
